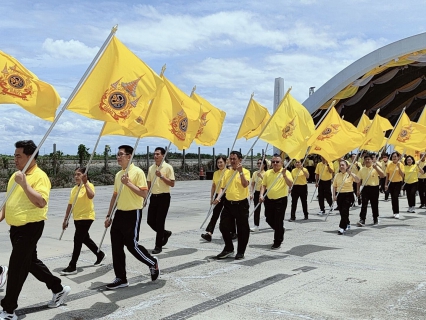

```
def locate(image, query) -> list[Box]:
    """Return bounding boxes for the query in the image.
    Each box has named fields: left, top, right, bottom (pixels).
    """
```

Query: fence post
left=53, top=143, right=57, bottom=176
left=146, top=146, right=149, bottom=170
left=251, top=148, right=253, bottom=171
left=183, top=149, right=186, bottom=172
left=212, top=147, right=215, bottom=171
left=227, top=148, right=230, bottom=157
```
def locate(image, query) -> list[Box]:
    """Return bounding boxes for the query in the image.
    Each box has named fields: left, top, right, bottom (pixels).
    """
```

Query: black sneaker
left=303, top=215, right=308, bottom=220
left=356, top=220, right=365, bottom=227
left=201, top=233, right=212, bottom=242
left=271, top=243, right=281, bottom=250
left=60, top=266, right=77, bottom=275
left=216, top=250, right=234, bottom=259
left=94, top=252, right=106, bottom=266
left=149, top=257, right=160, bottom=281
left=235, top=253, right=244, bottom=260
left=288, top=217, right=295, bottom=222
left=231, top=233, right=238, bottom=240
left=106, top=278, right=128, bottom=290
left=162, top=231, right=172, bottom=246
left=152, top=247, right=162, bottom=254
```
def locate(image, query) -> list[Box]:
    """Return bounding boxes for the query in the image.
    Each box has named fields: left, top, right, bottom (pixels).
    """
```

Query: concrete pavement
left=1, top=181, right=425, bottom=319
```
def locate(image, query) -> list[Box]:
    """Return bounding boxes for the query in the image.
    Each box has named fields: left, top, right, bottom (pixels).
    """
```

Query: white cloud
left=42, top=38, right=100, bottom=60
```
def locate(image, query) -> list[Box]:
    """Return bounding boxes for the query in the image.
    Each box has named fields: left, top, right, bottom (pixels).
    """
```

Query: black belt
left=225, top=198, right=247, bottom=205
left=151, top=193, right=170, bottom=197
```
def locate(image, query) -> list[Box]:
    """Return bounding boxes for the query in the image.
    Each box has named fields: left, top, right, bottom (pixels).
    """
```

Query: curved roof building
left=303, top=32, right=426, bottom=126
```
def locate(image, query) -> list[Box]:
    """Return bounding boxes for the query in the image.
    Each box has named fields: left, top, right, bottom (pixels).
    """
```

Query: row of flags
left=1, top=30, right=426, bottom=161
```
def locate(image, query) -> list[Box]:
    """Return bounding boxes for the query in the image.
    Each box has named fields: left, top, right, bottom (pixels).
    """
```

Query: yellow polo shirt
left=212, top=168, right=228, bottom=193
left=386, top=162, right=404, bottom=182
left=114, top=164, right=148, bottom=210
left=404, top=165, right=420, bottom=184
left=262, top=169, right=293, bottom=200
left=315, top=162, right=333, bottom=181
left=333, top=173, right=354, bottom=193
left=357, top=167, right=380, bottom=186
left=69, top=182, right=95, bottom=220
left=5, top=165, right=50, bottom=227
left=250, top=170, right=264, bottom=191
left=418, top=161, right=426, bottom=179
left=147, top=162, right=175, bottom=194
left=221, top=168, right=250, bottom=201
left=348, top=160, right=361, bottom=174
left=291, top=168, right=308, bottom=185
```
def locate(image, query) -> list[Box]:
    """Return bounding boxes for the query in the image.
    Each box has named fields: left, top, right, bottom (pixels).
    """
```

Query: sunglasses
left=271, top=161, right=280, bottom=164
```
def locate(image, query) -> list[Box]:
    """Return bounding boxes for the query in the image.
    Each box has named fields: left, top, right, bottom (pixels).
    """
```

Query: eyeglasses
left=116, top=152, right=129, bottom=157
left=271, top=161, right=280, bottom=164
left=257, top=163, right=262, bottom=165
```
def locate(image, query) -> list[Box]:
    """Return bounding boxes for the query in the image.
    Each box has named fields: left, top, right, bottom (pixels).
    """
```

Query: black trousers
left=388, top=181, right=402, bottom=214
left=1, top=221, right=62, bottom=313
left=147, top=193, right=171, bottom=248
left=70, top=219, right=100, bottom=267
left=206, top=196, right=224, bottom=234
left=264, top=196, right=287, bottom=245
left=252, top=190, right=262, bottom=226
left=111, top=209, right=156, bottom=280
left=318, top=180, right=332, bottom=211
left=380, top=177, right=389, bottom=200
left=405, top=182, right=418, bottom=207
left=219, top=198, right=250, bottom=254
left=307, top=167, right=315, bottom=183
left=419, top=178, right=426, bottom=206
left=291, top=185, right=308, bottom=218
left=337, top=192, right=353, bottom=229
left=359, top=185, right=379, bottom=221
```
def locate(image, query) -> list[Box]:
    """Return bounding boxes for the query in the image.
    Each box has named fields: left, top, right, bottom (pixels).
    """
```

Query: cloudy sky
left=0, top=0, right=425, bottom=156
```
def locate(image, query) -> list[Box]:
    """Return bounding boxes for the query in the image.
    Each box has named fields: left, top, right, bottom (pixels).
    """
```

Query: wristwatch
left=160, top=175, right=164, bottom=179
left=239, top=172, right=243, bottom=176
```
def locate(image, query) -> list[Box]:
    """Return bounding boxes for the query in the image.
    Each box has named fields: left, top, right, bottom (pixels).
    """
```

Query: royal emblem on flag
left=170, top=109, right=188, bottom=141
left=282, top=117, right=296, bottom=139
left=317, top=124, right=340, bottom=141
left=99, top=76, right=144, bottom=121
left=396, top=124, right=413, bottom=143
left=196, top=111, right=210, bottom=138
left=362, top=125, right=370, bottom=134
left=0, top=63, right=33, bottom=100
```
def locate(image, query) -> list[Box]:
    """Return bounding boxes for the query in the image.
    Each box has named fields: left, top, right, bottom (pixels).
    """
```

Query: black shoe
left=356, top=220, right=365, bottom=227
left=303, top=215, right=308, bottom=220
left=94, top=252, right=106, bottom=266
left=289, top=217, right=295, bottom=222
left=162, top=231, right=172, bottom=246
left=60, top=266, right=77, bottom=275
left=152, top=247, right=162, bottom=254
left=271, top=243, right=281, bottom=250
left=106, top=278, right=128, bottom=290
left=216, top=250, right=234, bottom=259
left=201, top=233, right=212, bottom=242
left=231, top=233, right=238, bottom=240
left=149, top=257, right=160, bottom=281
left=235, top=253, right=244, bottom=260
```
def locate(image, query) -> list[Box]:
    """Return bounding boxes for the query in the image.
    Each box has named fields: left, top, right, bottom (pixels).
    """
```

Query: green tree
left=77, top=144, right=90, bottom=167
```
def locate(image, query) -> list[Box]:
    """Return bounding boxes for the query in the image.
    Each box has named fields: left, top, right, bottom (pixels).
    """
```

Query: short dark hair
left=15, top=140, right=39, bottom=159
left=75, top=167, right=90, bottom=181
left=155, top=147, right=166, bottom=155
left=215, top=155, right=227, bottom=170
left=118, top=145, right=133, bottom=155
left=230, top=150, right=242, bottom=159
left=404, top=155, right=415, bottom=165
left=363, top=153, right=373, bottom=159
left=391, top=151, right=400, bottom=159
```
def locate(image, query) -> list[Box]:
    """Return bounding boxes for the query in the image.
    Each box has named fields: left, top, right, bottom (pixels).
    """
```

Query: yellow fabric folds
left=237, top=98, right=270, bottom=140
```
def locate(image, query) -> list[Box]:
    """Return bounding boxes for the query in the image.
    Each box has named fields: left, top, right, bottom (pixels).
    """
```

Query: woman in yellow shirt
left=60, top=168, right=106, bottom=275
left=290, top=159, right=310, bottom=221
left=249, top=158, right=268, bottom=232
left=404, top=155, right=424, bottom=213
left=333, top=160, right=360, bottom=235
left=385, top=152, right=405, bottom=219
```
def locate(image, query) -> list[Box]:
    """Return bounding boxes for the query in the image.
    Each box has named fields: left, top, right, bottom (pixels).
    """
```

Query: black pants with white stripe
left=111, top=209, right=156, bottom=281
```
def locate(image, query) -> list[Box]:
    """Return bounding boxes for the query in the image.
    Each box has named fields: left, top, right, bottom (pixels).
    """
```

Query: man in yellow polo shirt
left=356, top=153, right=385, bottom=226
left=315, top=156, right=334, bottom=215
left=259, top=154, right=293, bottom=249
left=147, top=147, right=175, bottom=254
left=213, top=151, right=250, bottom=260
left=0, top=140, right=70, bottom=320
left=418, top=153, right=426, bottom=208
left=105, top=145, right=159, bottom=290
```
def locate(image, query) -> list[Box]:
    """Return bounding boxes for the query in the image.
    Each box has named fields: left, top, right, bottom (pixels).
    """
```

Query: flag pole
left=249, top=142, right=269, bottom=207
left=0, top=25, right=118, bottom=213
left=379, top=107, right=406, bottom=158
left=59, top=122, right=107, bottom=240
left=356, top=110, right=366, bottom=129
left=231, top=93, right=255, bottom=152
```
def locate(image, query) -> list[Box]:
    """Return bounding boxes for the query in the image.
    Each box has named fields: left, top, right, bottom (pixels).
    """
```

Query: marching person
left=250, top=158, right=268, bottom=232
left=213, top=151, right=250, bottom=260
left=379, top=153, right=390, bottom=201
left=105, top=145, right=159, bottom=290
left=289, top=159, right=309, bottom=221
left=349, top=153, right=362, bottom=206
left=333, top=159, right=360, bottom=235
left=60, top=167, right=106, bottom=275
left=403, top=155, right=424, bottom=213
left=418, top=153, right=426, bottom=209
left=385, top=151, right=404, bottom=219
left=356, top=153, right=385, bottom=226
left=315, top=156, right=334, bottom=215
left=0, top=266, right=7, bottom=289
left=147, top=147, right=175, bottom=254
left=259, top=154, right=293, bottom=249
left=0, top=140, right=71, bottom=320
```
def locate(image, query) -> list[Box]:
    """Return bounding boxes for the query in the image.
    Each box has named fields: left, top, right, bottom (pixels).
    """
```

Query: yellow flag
left=395, top=146, right=424, bottom=161
left=237, top=98, right=270, bottom=140
left=388, top=112, right=426, bottom=150
left=191, top=92, right=226, bottom=146
left=377, top=114, right=393, bottom=131
left=360, top=114, right=386, bottom=152
left=307, top=107, right=364, bottom=163
left=0, top=51, right=61, bottom=121
left=67, top=36, right=163, bottom=126
left=357, top=114, right=371, bottom=134
left=260, top=92, right=315, bottom=160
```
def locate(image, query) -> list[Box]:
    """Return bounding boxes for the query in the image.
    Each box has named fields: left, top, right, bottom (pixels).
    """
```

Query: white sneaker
left=394, top=214, right=400, bottom=219
left=250, top=226, right=259, bottom=232
left=0, top=266, right=8, bottom=288
left=0, top=311, right=17, bottom=320
left=318, top=211, right=325, bottom=216
left=48, top=285, right=71, bottom=308
left=338, top=228, right=345, bottom=235
left=345, top=225, right=351, bottom=231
